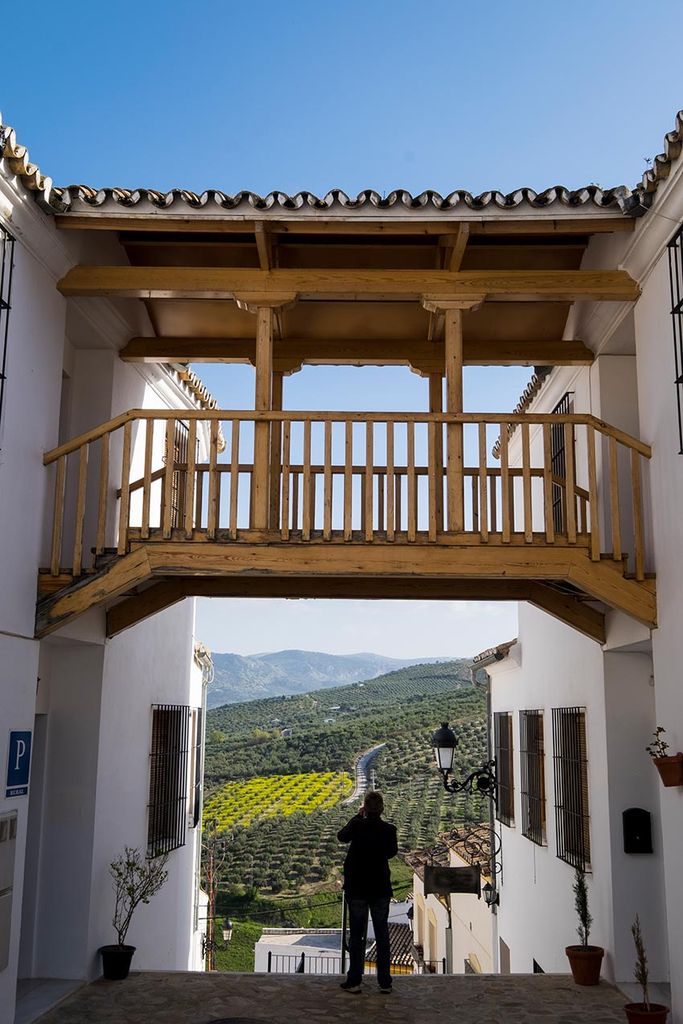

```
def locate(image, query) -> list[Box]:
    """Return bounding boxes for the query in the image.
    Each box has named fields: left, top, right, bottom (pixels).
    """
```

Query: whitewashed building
left=476, top=111, right=683, bottom=1015
left=0, top=127, right=214, bottom=1024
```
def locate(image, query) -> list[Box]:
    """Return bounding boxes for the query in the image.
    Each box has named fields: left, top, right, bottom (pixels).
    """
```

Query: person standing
left=337, top=790, right=398, bottom=994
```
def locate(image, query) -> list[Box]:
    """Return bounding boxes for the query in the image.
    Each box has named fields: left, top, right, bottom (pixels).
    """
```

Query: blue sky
left=4, top=1, right=681, bottom=657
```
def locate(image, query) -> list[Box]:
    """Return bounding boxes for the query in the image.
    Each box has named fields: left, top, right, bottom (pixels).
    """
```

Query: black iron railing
left=0, top=223, right=15, bottom=445
left=552, top=706, right=590, bottom=870
left=520, top=710, right=546, bottom=846
left=668, top=223, right=683, bottom=453
left=147, top=704, right=190, bottom=856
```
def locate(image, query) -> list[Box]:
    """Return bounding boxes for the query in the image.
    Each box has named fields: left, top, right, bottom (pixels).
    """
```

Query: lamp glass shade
left=432, top=722, right=457, bottom=772
left=483, top=882, right=496, bottom=906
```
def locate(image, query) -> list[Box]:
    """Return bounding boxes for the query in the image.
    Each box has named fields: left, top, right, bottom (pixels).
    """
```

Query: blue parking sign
left=6, top=731, right=32, bottom=797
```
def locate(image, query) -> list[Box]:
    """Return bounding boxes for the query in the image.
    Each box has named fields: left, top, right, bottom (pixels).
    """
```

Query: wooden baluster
left=365, top=422, right=374, bottom=542
left=252, top=307, right=274, bottom=530
left=269, top=373, right=283, bottom=529
left=386, top=423, right=395, bottom=542
left=471, top=473, right=478, bottom=532
left=395, top=471, right=402, bottom=535
left=428, top=420, right=438, bottom=542
left=377, top=471, right=385, bottom=534
left=292, top=471, right=300, bottom=533
left=445, top=309, right=464, bottom=532
left=479, top=422, right=489, bottom=542
left=162, top=418, right=175, bottom=539
left=50, top=455, right=67, bottom=576
left=564, top=422, right=577, bottom=544
left=542, top=422, right=555, bottom=544
left=72, top=443, right=89, bottom=576
left=608, top=435, right=622, bottom=561
left=344, top=421, right=353, bottom=541
left=195, top=469, right=204, bottom=531
left=323, top=420, right=333, bottom=541
left=407, top=421, right=417, bottom=542
left=229, top=419, right=240, bottom=540
left=631, top=449, right=645, bottom=581
left=117, top=420, right=132, bottom=555
left=206, top=419, right=219, bottom=540
left=521, top=421, right=532, bottom=543
left=141, top=418, right=154, bottom=540
left=184, top=419, right=197, bottom=541
left=587, top=425, right=600, bottom=559
left=579, top=496, right=587, bottom=533
left=500, top=424, right=511, bottom=543
left=95, top=431, right=110, bottom=559
left=302, top=420, right=312, bottom=540
left=281, top=422, right=291, bottom=541
left=490, top=466, right=498, bottom=534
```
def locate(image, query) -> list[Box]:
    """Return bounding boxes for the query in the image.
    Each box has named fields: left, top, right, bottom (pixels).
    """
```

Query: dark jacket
left=337, top=813, right=398, bottom=900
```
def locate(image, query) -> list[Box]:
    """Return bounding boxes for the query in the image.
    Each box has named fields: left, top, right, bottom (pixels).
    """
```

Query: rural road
left=344, top=743, right=387, bottom=804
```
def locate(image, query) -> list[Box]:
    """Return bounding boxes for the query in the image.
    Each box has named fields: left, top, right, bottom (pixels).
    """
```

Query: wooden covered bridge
left=36, top=192, right=655, bottom=643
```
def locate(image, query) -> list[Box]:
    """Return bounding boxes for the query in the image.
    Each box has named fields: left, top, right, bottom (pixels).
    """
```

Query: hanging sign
left=423, top=863, right=481, bottom=896
left=6, top=731, right=32, bottom=797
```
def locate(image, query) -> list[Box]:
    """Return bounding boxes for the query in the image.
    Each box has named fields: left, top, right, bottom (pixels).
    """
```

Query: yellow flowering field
left=204, top=771, right=353, bottom=829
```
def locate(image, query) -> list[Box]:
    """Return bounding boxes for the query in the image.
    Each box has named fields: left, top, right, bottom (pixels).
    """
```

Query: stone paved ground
left=35, top=971, right=630, bottom=1024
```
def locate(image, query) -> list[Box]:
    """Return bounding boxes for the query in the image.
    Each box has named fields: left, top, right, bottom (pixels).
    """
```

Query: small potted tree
left=99, top=847, right=169, bottom=980
left=624, top=915, right=669, bottom=1022
left=565, top=867, right=604, bottom=985
left=646, top=728, right=683, bottom=788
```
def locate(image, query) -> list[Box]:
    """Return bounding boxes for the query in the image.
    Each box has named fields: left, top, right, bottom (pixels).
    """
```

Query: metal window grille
left=552, top=707, right=590, bottom=870
left=667, top=223, right=683, bottom=453
left=191, top=708, right=203, bottom=828
left=147, top=704, right=190, bottom=856
left=550, top=392, right=574, bottom=534
left=0, top=224, right=16, bottom=444
left=494, top=712, right=514, bottom=826
left=520, top=710, right=546, bottom=846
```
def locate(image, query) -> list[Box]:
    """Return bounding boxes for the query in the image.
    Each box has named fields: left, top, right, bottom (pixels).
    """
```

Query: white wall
left=449, top=850, right=494, bottom=974
left=489, top=611, right=663, bottom=983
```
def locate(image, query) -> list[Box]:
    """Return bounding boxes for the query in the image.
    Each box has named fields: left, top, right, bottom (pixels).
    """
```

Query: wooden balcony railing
left=42, top=409, right=651, bottom=584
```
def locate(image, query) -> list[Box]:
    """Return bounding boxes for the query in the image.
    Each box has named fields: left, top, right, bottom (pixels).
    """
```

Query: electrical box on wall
left=623, top=807, right=653, bottom=854
left=0, top=811, right=18, bottom=971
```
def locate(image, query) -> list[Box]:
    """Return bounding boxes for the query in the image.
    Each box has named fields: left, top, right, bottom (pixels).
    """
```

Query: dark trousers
left=346, top=895, right=391, bottom=988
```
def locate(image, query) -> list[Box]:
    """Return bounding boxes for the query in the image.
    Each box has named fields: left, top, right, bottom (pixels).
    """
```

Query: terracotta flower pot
left=653, top=754, right=683, bottom=787
left=565, top=944, right=604, bottom=985
left=99, top=944, right=136, bottom=980
left=624, top=1002, right=669, bottom=1023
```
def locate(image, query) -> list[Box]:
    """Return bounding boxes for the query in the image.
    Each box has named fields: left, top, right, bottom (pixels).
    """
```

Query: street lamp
left=431, top=722, right=497, bottom=802
left=482, top=881, right=499, bottom=907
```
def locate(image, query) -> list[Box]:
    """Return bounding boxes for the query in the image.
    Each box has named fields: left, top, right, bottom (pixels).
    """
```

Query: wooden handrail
left=44, top=408, right=652, bottom=464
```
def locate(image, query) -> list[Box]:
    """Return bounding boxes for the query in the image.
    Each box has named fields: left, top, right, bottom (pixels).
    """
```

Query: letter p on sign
left=6, top=731, right=32, bottom=797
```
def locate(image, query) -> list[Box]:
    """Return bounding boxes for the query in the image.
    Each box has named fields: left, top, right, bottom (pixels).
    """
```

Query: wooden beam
left=55, top=215, right=636, bottom=236
left=119, top=335, right=595, bottom=369
left=58, top=266, right=639, bottom=302
left=445, top=224, right=470, bottom=272
left=526, top=583, right=605, bottom=643
left=254, top=222, right=272, bottom=270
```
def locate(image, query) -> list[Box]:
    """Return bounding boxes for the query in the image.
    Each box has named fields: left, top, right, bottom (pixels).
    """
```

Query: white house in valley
left=1, top=103, right=683, bottom=1024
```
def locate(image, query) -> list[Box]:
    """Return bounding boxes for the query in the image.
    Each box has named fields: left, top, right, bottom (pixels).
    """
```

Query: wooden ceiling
left=56, top=216, right=636, bottom=375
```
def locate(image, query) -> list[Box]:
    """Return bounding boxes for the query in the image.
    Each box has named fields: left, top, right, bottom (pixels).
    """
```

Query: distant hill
left=207, top=649, right=459, bottom=708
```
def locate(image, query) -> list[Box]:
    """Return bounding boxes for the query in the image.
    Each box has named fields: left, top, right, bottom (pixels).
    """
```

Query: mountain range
left=207, top=649, right=458, bottom=708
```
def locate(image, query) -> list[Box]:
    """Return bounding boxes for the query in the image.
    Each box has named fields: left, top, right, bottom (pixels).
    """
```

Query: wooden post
left=422, top=295, right=482, bottom=535
left=252, top=307, right=273, bottom=530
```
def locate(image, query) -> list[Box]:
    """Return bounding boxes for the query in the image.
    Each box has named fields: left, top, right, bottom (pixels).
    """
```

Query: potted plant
left=565, top=867, right=604, bottom=985
left=624, top=915, right=669, bottom=1022
left=646, top=727, right=683, bottom=787
left=99, top=847, right=169, bottom=980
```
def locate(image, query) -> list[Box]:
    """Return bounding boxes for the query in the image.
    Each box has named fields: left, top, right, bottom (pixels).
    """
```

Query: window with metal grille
left=520, top=710, right=546, bottom=846
left=552, top=707, right=590, bottom=870
left=0, top=223, right=16, bottom=446
left=147, top=704, right=191, bottom=856
left=667, top=223, right=683, bottom=453
left=494, top=712, right=514, bottom=826
left=550, top=392, right=574, bottom=534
